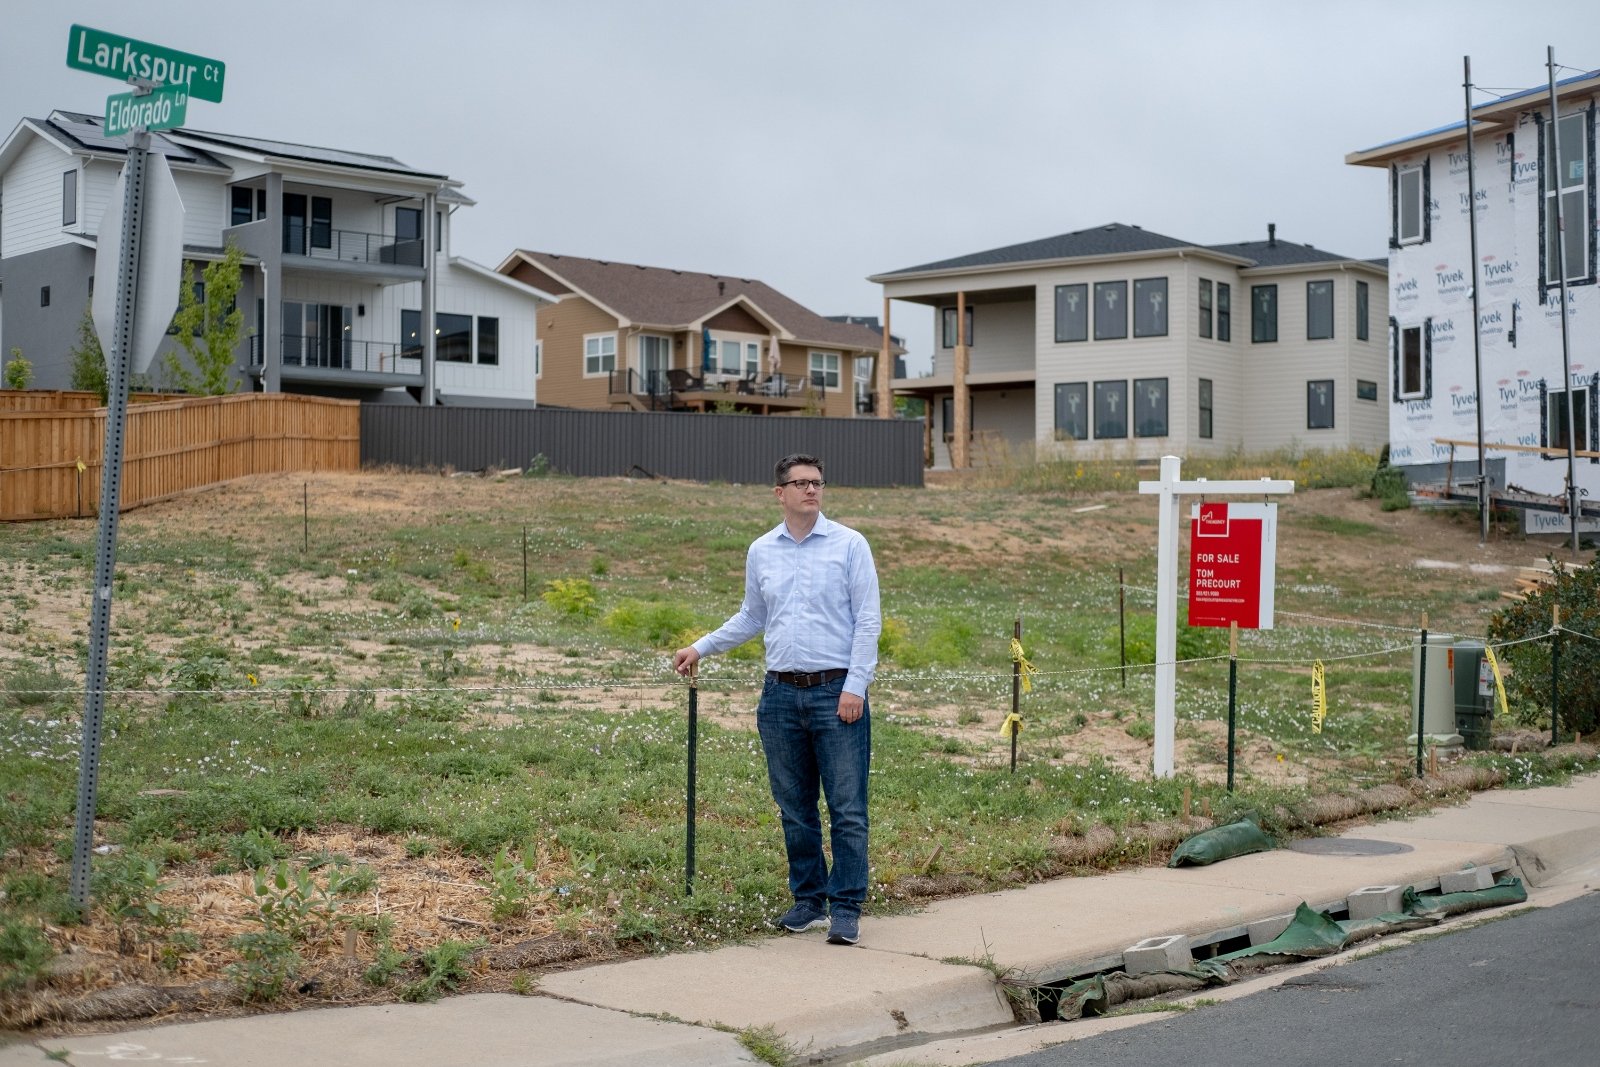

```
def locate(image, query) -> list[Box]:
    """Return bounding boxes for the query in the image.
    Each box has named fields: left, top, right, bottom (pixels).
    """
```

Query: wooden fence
left=0, top=392, right=359, bottom=521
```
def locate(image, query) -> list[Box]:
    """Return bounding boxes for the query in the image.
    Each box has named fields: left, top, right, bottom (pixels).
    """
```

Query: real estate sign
left=1187, top=502, right=1278, bottom=629
left=67, top=24, right=225, bottom=103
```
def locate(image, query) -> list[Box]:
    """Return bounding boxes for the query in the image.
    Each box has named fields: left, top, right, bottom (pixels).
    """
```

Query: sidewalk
left=4, top=774, right=1598, bottom=1067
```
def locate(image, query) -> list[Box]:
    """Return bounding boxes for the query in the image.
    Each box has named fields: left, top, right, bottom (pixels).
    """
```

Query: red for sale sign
left=1188, top=502, right=1278, bottom=629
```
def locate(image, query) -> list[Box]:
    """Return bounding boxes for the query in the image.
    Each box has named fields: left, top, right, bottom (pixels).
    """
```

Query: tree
left=2, top=348, right=31, bottom=389
left=69, top=305, right=107, bottom=402
left=164, top=242, right=246, bottom=395
left=1487, top=554, right=1600, bottom=738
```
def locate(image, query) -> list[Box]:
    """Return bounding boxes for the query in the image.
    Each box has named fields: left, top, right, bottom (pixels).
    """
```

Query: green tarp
left=1168, top=817, right=1275, bottom=867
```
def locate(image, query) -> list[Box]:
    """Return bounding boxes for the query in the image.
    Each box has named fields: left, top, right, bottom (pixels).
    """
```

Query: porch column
left=952, top=290, right=970, bottom=468
left=421, top=190, right=437, bottom=405
left=262, top=173, right=284, bottom=393
left=876, top=293, right=893, bottom=419
left=923, top=400, right=934, bottom=467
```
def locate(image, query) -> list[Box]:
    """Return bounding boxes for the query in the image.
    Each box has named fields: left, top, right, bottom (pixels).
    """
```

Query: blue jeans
left=755, top=674, right=871, bottom=915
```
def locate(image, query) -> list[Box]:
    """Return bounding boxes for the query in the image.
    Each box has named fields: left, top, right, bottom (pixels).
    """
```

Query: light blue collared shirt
left=693, top=512, right=880, bottom=697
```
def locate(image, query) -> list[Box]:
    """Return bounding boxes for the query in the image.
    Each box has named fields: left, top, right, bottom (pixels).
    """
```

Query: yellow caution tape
left=999, top=712, right=1024, bottom=738
left=1009, top=637, right=1036, bottom=694
left=76, top=458, right=86, bottom=473
left=1484, top=645, right=1509, bottom=718
left=1311, top=660, right=1327, bottom=734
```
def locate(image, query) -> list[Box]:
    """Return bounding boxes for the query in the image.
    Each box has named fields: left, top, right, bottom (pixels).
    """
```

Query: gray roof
left=884, top=223, right=1194, bottom=275
left=1204, top=239, right=1349, bottom=268
left=37, top=110, right=228, bottom=169
left=173, top=128, right=448, bottom=181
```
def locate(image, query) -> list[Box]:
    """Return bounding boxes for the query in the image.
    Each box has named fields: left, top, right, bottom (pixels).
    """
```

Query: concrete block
left=1246, top=912, right=1296, bottom=946
left=1347, top=885, right=1404, bottom=920
left=1123, top=934, right=1192, bottom=975
left=1438, top=865, right=1495, bottom=894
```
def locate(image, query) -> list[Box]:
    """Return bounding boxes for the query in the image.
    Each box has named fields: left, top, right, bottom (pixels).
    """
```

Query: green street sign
left=67, top=24, right=225, bottom=104
left=104, top=86, right=189, bottom=138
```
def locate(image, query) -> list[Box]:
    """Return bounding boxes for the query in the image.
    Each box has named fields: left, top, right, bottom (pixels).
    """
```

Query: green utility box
left=1452, top=641, right=1494, bottom=750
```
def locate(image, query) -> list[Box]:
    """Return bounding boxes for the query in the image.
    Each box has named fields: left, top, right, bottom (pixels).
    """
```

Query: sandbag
left=1167, top=816, right=1274, bottom=867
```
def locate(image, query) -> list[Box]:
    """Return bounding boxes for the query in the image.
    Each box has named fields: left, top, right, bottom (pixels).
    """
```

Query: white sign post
left=1138, top=456, right=1294, bottom=778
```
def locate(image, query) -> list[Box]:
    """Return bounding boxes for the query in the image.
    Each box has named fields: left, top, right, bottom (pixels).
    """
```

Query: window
left=584, top=333, right=617, bottom=376
left=745, top=342, right=761, bottom=378
left=1093, top=380, right=1127, bottom=438
left=810, top=351, right=841, bottom=390
left=1394, top=320, right=1431, bottom=400
left=1217, top=282, right=1231, bottom=342
left=1307, top=380, right=1335, bottom=429
left=718, top=338, right=743, bottom=376
left=1133, top=377, right=1168, bottom=437
left=62, top=171, right=76, bottom=226
left=1094, top=281, right=1128, bottom=340
left=1541, top=110, right=1593, bottom=287
left=1356, top=280, right=1370, bottom=341
left=1198, top=279, right=1213, bottom=339
left=310, top=196, right=332, bottom=250
left=1394, top=161, right=1429, bottom=246
left=401, top=309, right=422, bottom=359
left=535, top=340, right=543, bottom=378
left=1307, top=280, right=1334, bottom=340
left=396, top=207, right=421, bottom=242
left=940, top=306, right=974, bottom=348
left=40, top=286, right=50, bottom=308
left=477, top=317, right=499, bottom=366
left=436, top=312, right=471, bottom=362
left=1251, top=284, right=1277, bottom=343
left=1357, top=379, right=1378, bottom=401
left=1544, top=383, right=1591, bottom=455
left=1198, top=378, right=1214, bottom=439
left=940, top=395, right=972, bottom=438
left=1054, top=283, right=1088, bottom=343
left=1054, top=382, right=1088, bottom=440
left=231, top=187, right=252, bottom=227
left=1133, top=278, right=1168, bottom=338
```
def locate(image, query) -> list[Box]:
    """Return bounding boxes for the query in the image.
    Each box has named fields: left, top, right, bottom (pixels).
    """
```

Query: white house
left=870, top=223, right=1389, bottom=468
left=1347, top=68, right=1600, bottom=527
left=0, top=110, right=551, bottom=405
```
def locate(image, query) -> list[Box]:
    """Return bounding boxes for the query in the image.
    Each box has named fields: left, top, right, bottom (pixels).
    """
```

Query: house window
left=401, top=309, right=422, bottom=359
left=1544, top=383, right=1591, bottom=455
left=1094, top=281, right=1128, bottom=340
left=1217, top=282, right=1231, bottom=342
left=940, top=395, right=972, bottom=438
left=229, top=186, right=265, bottom=227
left=396, top=206, right=421, bottom=242
left=310, top=197, right=333, bottom=250
left=1093, top=379, right=1127, bottom=438
left=1541, top=110, right=1593, bottom=287
left=1198, top=378, right=1214, bottom=439
left=1357, top=379, right=1378, bottom=401
left=745, top=342, right=761, bottom=378
left=40, top=285, right=50, bottom=308
left=810, top=351, right=841, bottom=390
left=1307, top=380, right=1335, bottom=429
left=436, top=313, right=471, bottom=362
left=584, top=333, right=617, bottom=376
left=62, top=170, right=76, bottom=226
left=1054, top=381, right=1088, bottom=440
left=1394, top=320, right=1431, bottom=400
left=1133, top=278, right=1168, bottom=338
left=1133, top=377, right=1168, bottom=437
left=1251, top=284, right=1278, bottom=343
left=1307, top=280, right=1334, bottom=340
left=1054, top=283, right=1088, bottom=343
left=718, top=338, right=743, bottom=376
left=1356, top=280, right=1370, bottom=341
left=477, top=317, right=499, bottom=366
left=940, top=306, right=974, bottom=347
left=1198, top=279, right=1213, bottom=339
left=534, top=340, right=543, bottom=379
left=1395, top=161, right=1428, bottom=246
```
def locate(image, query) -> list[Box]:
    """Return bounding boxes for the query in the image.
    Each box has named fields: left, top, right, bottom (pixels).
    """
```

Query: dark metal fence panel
left=360, top=407, right=925, bottom=487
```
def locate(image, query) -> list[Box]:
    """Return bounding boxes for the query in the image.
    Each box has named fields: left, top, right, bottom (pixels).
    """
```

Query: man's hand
left=837, top=691, right=864, bottom=723
left=672, top=646, right=701, bottom=677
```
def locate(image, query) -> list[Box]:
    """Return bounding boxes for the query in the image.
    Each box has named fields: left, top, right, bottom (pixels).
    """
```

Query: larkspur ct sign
left=66, top=24, right=225, bottom=103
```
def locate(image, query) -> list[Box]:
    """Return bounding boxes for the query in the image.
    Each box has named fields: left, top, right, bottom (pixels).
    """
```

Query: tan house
left=870, top=223, right=1389, bottom=467
left=496, top=250, right=890, bottom=416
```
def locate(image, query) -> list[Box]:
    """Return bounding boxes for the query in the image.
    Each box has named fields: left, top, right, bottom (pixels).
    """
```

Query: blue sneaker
left=826, top=911, right=860, bottom=945
left=776, top=900, right=828, bottom=933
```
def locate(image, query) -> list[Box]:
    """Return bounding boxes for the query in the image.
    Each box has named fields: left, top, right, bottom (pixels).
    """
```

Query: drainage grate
left=1287, top=838, right=1414, bottom=857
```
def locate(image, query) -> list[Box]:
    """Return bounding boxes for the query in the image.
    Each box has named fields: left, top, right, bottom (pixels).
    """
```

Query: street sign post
left=67, top=24, right=225, bottom=102
left=104, top=85, right=189, bottom=138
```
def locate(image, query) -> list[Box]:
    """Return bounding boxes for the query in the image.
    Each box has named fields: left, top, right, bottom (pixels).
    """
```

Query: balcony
left=250, top=335, right=423, bottom=388
left=606, top=368, right=830, bottom=414
left=280, top=225, right=425, bottom=283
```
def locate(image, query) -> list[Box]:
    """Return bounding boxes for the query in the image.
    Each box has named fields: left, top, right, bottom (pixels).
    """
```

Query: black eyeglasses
left=778, top=479, right=826, bottom=490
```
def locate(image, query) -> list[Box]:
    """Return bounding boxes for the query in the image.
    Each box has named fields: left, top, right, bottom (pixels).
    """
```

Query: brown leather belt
left=769, top=668, right=849, bottom=688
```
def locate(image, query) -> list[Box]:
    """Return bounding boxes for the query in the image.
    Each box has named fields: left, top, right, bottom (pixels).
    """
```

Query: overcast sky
left=6, top=1, right=1599, bottom=370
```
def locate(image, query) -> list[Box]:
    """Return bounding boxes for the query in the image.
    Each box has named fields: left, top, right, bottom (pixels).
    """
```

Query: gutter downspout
left=1548, top=47, right=1580, bottom=554
left=422, top=189, right=437, bottom=406
left=1465, top=55, right=1489, bottom=544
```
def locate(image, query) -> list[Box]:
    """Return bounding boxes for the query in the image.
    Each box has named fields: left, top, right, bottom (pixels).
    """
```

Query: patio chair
left=664, top=368, right=705, bottom=394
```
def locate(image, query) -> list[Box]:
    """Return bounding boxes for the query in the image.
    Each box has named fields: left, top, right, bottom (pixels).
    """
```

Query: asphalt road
left=993, top=892, right=1600, bottom=1067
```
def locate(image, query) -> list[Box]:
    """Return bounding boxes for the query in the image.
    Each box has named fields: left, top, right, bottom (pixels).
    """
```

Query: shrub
left=1488, top=555, right=1600, bottom=737
left=4, top=349, right=34, bottom=390
left=603, top=599, right=698, bottom=647
left=542, top=578, right=597, bottom=617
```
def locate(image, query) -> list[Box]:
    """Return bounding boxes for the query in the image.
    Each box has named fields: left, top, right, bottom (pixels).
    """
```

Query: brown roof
left=505, top=250, right=889, bottom=353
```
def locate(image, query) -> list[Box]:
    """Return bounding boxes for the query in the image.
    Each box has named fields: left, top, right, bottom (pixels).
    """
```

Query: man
left=673, top=453, right=880, bottom=946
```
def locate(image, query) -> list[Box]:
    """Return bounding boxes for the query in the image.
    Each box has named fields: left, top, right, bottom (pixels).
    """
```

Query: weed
left=736, top=1025, right=796, bottom=1067
left=542, top=578, right=597, bottom=617
left=0, top=916, right=54, bottom=991
left=226, top=929, right=299, bottom=1002
left=510, top=971, right=537, bottom=995
left=399, top=938, right=482, bottom=1002
left=92, top=852, right=182, bottom=953
left=485, top=844, right=546, bottom=920
left=404, top=836, right=436, bottom=858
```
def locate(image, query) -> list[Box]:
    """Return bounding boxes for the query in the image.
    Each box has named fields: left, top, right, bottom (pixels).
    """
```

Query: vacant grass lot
left=2, top=454, right=1595, bottom=1022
